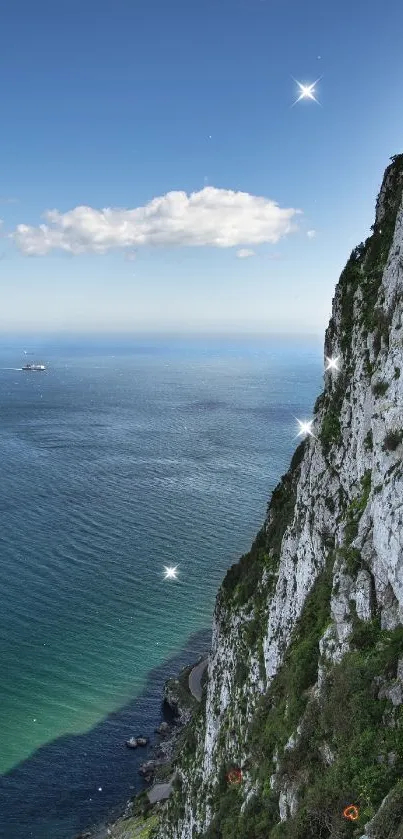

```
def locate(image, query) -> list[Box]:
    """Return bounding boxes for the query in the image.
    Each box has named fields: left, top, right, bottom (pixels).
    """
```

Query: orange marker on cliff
left=343, top=805, right=359, bottom=821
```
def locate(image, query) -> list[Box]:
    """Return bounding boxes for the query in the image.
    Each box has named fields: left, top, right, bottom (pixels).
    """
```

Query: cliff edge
left=152, top=154, right=403, bottom=839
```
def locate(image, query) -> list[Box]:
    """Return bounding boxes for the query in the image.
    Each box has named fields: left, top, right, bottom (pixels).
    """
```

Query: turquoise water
left=0, top=335, right=322, bottom=838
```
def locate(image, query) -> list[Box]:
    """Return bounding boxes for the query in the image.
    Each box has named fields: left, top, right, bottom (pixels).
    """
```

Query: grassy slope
left=104, top=813, right=158, bottom=839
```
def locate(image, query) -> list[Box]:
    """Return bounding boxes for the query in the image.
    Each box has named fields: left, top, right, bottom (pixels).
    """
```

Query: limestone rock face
left=353, top=569, right=373, bottom=621
left=278, top=779, right=300, bottom=820
left=163, top=678, right=193, bottom=726
left=154, top=155, right=403, bottom=839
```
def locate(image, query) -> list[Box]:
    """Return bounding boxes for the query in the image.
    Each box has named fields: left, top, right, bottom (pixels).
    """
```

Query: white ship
left=22, top=362, right=46, bottom=371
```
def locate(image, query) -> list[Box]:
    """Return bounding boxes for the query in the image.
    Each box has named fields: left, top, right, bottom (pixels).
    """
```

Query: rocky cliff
left=153, top=155, right=403, bottom=839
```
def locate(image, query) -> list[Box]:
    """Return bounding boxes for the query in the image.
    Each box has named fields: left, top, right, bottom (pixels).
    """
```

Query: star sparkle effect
left=292, top=77, right=321, bottom=106
left=295, top=419, right=315, bottom=439
left=325, top=356, right=340, bottom=372
left=163, top=565, right=179, bottom=580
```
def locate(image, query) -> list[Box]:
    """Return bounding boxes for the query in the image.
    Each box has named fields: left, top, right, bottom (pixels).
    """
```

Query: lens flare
left=163, top=566, right=179, bottom=580
left=292, top=77, right=321, bottom=106
left=295, top=418, right=315, bottom=438
left=325, top=356, right=340, bottom=371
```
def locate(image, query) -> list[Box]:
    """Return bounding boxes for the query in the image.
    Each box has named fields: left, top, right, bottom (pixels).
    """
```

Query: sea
left=0, top=334, right=322, bottom=839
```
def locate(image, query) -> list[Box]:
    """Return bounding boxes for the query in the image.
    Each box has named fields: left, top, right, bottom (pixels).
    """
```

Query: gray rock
left=155, top=721, right=171, bottom=736
left=353, top=570, right=373, bottom=621
left=138, top=760, right=158, bottom=777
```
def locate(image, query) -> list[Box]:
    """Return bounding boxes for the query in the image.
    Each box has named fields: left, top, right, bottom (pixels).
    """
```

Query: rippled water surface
left=0, top=335, right=322, bottom=838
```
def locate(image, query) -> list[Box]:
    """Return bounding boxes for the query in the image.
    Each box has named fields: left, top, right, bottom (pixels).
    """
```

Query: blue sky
left=1, top=0, right=402, bottom=334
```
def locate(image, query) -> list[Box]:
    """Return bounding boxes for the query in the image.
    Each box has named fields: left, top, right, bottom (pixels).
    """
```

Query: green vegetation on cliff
left=202, top=582, right=403, bottom=839
left=221, top=440, right=306, bottom=609
left=332, top=153, right=403, bottom=363
left=96, top=813, right=158, bottom=839
left=203, top=562, right=334, bottom=839
left=318, top=153, right=403, bottom=463
left=271, top=623, right=403, bottom=839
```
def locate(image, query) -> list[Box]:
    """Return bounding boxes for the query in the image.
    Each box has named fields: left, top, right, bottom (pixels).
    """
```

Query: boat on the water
left=22, top=363, right=46, bottom=371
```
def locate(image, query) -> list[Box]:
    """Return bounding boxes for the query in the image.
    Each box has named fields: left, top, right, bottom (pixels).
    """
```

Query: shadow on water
left=0, top=628, right=212, bottom=839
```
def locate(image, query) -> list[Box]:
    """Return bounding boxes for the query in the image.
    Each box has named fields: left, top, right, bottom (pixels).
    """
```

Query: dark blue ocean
left=0, top=334, right=322, bottom=838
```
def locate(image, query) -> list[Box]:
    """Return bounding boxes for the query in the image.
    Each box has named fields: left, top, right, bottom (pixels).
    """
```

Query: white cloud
left=307, top=229, right=317, bottom=239
left=12, top=186, right=301, bottom=256
left=236, top=248, right=255, bottom=259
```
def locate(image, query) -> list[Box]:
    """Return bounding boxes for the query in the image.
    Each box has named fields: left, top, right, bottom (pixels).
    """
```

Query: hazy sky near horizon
left=1, top=0, right=403, bottom=334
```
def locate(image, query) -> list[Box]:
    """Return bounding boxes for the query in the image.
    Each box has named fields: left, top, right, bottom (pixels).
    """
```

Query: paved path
left=188, top=658, right=208, bottom=702
left=147, top=781, right=173, bottom=804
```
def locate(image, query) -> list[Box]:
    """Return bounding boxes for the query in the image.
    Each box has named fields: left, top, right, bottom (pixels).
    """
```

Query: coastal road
left=188, top=658, right=208, bottom=702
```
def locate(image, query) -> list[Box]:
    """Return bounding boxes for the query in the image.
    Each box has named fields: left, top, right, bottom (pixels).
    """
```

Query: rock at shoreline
left=163, top=679, right=193, bottom=726
left=154, top=721, right=171, bottom=736
left=125, top=735, right=149, bottom=748
left=83, top=660, right=207, bottom=837
left=138, top=759, right=158, bottom=778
